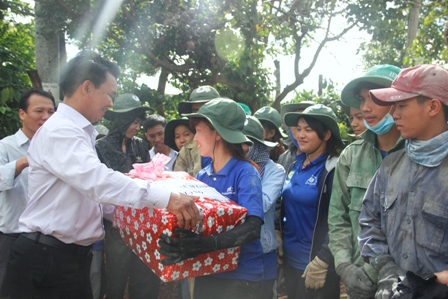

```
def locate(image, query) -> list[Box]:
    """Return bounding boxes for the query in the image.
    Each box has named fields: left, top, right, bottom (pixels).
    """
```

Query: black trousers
left=3, top=234, right=93, bottom=299
left=284, top=260, right=340, bottom=299
left=0, top=233, right=18, bottom=294
left=104, top=222, right=160, bottom=299
left=194, top=275, right=263, bottom=299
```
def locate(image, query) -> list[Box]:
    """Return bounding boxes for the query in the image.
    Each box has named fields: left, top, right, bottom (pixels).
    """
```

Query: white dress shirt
left=19, top=104, right=171, bottom=246
left=0, top=129, right=29, bottom=234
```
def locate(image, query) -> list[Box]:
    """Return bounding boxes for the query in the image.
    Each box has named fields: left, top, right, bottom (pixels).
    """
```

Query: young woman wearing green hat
left=159, top=98, right=265, bottom=299
left=280, top=104, right=343, bottom=299
left=242, top=116, right=286, bottom=299
left=96, top=94, right=161, bottom=299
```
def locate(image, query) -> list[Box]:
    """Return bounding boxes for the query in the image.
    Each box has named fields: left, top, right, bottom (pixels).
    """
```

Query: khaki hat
left=243, top=116, right=278, bottom=150
left=341, top=64, right=401, bottom=109
left=105, top=94, right=153, bottom=120
left=178, top=85, right=220, bottom=115
left=370, top=64, right=448, bottom=106
left=284, top=104, right=343, bottom=147
left=183, top=98, right=252, bottom=145
left=254, top=106, right=288, bottom=138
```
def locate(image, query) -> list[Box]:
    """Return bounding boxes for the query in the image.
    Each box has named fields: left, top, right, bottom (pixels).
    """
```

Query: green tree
left=354, top=0, right=448, bottom=68
left=0, top=0, right=35, bottom=139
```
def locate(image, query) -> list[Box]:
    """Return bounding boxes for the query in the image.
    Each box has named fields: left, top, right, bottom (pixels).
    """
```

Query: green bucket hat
left=164, top=117, right=191, bottom=151
left=341, top=64, right=401, bottom=109
left=254, top=106, right=288, bottom=138
left=105, top=94, right=153, bottom=120
left=178, top=85, right=220, bottom=115
left=243, top=116, right=278, bottom=150
left=183, top=98, right=252, bottom=145
left=284, top=104, right=344, bottom=147
left=280, top=101, right=315, bottom=131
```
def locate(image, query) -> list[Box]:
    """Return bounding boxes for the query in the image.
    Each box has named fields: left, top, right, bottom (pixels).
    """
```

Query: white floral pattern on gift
left=213, top=264, right=221, bottom=272
left=192, top=261, right=202, bottom=271
left=171, top=271, right=180, bottom=280
left=204, top=257, right=213, bottom=266
left=207, top=216, right=215, bottom=228
left=114, top=177, right=248, bottom=282
left=216, top=207, right=224, bottom=216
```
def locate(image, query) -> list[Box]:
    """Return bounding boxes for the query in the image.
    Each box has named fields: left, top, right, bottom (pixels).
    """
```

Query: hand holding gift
left=167, top=192, right=200, bottom=230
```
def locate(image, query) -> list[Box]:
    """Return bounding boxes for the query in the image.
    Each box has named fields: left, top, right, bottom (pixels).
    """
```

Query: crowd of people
left=0, top=50, right=447, bottom=299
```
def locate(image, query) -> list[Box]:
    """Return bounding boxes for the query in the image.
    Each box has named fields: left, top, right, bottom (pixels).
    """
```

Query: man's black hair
left=59, top=50, right=120, bottom=98
left=143, top=114, right=167, bottom=132
left=19, top=89, right=55, bottom=111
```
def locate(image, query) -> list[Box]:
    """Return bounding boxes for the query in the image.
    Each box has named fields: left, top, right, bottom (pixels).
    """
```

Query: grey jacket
left=359, top=149, right=448, bottom=275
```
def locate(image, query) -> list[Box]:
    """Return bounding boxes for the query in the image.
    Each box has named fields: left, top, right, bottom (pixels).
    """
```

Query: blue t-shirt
left=196, top=157, right=264, bottom=281
left=282, top=153, right=328, bottom=270
left=201, top=156, right=212, bottom=168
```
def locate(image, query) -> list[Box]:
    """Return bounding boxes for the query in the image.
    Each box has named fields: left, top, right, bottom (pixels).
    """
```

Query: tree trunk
left=156, top=68, right=169, bottom=116
left=35, top=1, right=62, bottom=100
left=405, top=0, right=421, bottom=65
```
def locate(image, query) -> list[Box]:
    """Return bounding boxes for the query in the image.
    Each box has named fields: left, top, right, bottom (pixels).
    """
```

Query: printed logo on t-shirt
left=222, top=186, right=235, bottom=196
left=305, top=175, right=317, bottom=185
left=286, top=170, right=295, bottom=182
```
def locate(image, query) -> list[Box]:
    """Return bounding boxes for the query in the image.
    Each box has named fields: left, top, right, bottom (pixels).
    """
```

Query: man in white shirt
left=0, top=89, right=55, bottom=293
left=3, top=51, right=199, bottom=298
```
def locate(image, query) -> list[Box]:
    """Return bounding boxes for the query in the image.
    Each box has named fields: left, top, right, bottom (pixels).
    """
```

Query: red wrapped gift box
left=114, top=171, right=247, bottom=282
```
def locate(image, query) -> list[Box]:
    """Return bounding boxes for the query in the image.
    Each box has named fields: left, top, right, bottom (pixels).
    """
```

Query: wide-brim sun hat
left=164, top=118, right=191, bottom=151
left=340, top=64, right=401, bottom=109
left=280, top=101, right=315, bottom=131
left=284, top=104, right=344, bottom=147
left=105, top=94, right=153, bottom=121
left=243, top=116, right=278, bottom=150
left=178, top=85, right=220, bottom=115
left=254, top=106, right=288, bottom=138
left=183, top=98, right=252, bottom=145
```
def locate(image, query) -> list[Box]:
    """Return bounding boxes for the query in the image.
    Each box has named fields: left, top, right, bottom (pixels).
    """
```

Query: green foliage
left=354, top=0, right=448, bottom=68
left=0, top=2, right=35, bottom=139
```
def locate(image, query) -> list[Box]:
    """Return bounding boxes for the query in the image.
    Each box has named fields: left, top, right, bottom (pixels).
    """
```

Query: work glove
left=159, top=227, right=217, bottom=265
left=336, top=262, right=376, bottom=299
left=391, top=271, right=448, bottom=299
left=302, top=256, right=329, bottom=290
left=275, top=230, right=283, bottom=264
left=370, top=255, right=404, bottom=299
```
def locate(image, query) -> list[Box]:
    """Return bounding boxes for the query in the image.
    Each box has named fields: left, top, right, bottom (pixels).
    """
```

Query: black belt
left=21, top=232, right=92, bottom=256
left=0, top=232, right=21, bottom=237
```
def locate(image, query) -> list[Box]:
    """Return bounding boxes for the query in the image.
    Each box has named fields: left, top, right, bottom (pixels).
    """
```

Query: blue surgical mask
left=288, top=129, right=299, bottom=149
left=364, top=109, right=395, bottom=135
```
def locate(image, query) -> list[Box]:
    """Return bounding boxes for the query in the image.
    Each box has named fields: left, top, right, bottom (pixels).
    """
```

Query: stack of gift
left=114, top=156, right=247, bottom=282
